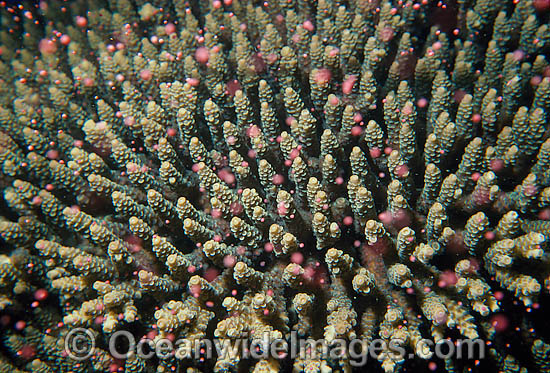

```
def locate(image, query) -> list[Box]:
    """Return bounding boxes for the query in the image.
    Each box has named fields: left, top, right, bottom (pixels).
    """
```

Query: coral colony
left=2, top=0, right=550, bottom=371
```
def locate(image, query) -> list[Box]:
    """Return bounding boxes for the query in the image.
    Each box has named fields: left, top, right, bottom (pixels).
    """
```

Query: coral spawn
left=0, top=0, right=550, bottom=372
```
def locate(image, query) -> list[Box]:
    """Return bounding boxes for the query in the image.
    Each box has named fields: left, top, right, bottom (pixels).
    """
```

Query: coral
left=0, top=0, right=550, bottom=372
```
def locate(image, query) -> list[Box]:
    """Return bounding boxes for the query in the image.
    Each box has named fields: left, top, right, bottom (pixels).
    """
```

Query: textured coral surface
left=1, top=0, right=550, bottom=372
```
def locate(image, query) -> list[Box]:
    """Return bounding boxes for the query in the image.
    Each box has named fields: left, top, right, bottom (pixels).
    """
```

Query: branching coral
left=0, top=0, right=550, bottom=372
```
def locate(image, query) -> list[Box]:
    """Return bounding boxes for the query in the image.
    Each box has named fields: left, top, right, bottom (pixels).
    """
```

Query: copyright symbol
left=64, top=328, right=95, bottom=361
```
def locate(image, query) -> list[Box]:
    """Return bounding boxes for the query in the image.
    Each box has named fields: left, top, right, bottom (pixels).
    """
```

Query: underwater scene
left=1, top=0, right=550, bottom=372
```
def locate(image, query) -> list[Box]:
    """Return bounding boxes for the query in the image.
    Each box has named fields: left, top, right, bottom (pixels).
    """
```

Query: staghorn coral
left=0, top=0, right=550, bottom=372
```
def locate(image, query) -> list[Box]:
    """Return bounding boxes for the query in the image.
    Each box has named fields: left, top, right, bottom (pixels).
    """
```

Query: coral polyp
left=1, top=0, right=550, bottom=372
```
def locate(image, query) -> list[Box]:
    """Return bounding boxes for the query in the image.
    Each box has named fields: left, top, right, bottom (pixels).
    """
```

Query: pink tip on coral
left=230, top=202, right=243, bottom=215
left=140, top=69, right=152, bottom=81
left=303, top=20, right=314, bottom=31
left=513, top=49, right=526, bottom=61
left=246, top=125, right=261, bottom=138
left=531, top=75, right=542, bottom=86
left=335, top=177, right=344, bottom=185
left=343, top=216, right=353, bottom=226
left=342, top=75, right=357, bottom=95
left=314, top=68, right=331, bottom=84
left=277, top=202, right=288, bottom=216
left=379, top=26, right=395, bottom=42
left=264, top=242, right=273, bottom=253
left=186, top=77, right=200, bottom=86
left=46, top=150, right=59, bottom=160
left=126, top=162, right=139, bottom=173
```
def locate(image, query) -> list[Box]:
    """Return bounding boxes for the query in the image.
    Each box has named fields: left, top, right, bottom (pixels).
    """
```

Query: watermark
left=65, top=328, right=485, bottom=366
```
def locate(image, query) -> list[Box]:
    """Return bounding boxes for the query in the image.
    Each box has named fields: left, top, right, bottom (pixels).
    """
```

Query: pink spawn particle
left=534, top=0, right=550, bottom=11
left=490, top=159, right=504, bottom=172
left=76, top=16, right=87, bottom=27
left=39, top=39, right=57, bottom=54
left=490, top=314, right=509, bottom=332
left=60, top=34, right=71, bottom=45
left=484, top=231, right=496, bottom=240
left=165, top=23, right=176, bottom=34
left=351, top=126, right=363, bottom=136
left=34, top=289, right=49, bottom=301
left=140, top=69, right=152, bottom=81
left=15, top=321, right=26, bottom=331
left=223, top=255, right=237, bottom=268
left=417, top=97, right=428, bottom=108
left=226, top=80, right=241, bottom=96
left=187, top=77, right=200, bottom=86
left=369, top=147, right=382, bottom=159
left=195, top=47, right=210, bottom=64
left=272, top=174, right=284, bottom=185
left=291, top=252, right=304, bottom=264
